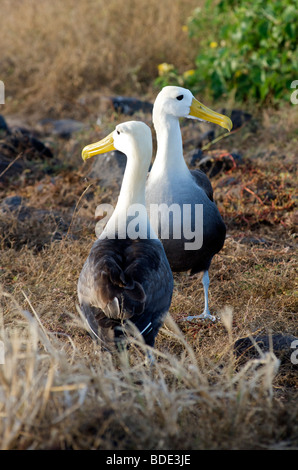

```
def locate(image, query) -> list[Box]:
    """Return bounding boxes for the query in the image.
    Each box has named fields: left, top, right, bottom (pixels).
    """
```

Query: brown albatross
left=146, top=86, right=232, bottom=321
left=78, top=121, right=173, bottom=355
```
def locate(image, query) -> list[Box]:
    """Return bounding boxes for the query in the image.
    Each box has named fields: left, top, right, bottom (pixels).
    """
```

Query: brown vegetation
left=1, top=0, right=198, bottom=117
left=0, top=0, right=297, bottom=451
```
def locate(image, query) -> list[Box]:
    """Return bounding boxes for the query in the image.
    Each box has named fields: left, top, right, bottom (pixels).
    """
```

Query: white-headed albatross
left=78, top=121, right=173, bottom=353
left=146, top=86, right=232, bottom=321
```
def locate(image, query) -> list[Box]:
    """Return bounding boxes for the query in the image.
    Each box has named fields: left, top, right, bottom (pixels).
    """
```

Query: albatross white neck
left=117, top=149, right=148, bottom=209
left=104, top=142, right=153, bottom=238
left=151, top=113, right=190, bottom=179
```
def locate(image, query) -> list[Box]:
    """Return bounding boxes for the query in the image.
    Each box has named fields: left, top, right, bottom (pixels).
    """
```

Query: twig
left=66, top=183, right=93, bottom=237
left=201, top=131, right=231, bottom=151
left=0, top=153, right=23, bottom=179
left=21, top=289, right=50, bottom=342
left=243, top=186, right=265, bottom=205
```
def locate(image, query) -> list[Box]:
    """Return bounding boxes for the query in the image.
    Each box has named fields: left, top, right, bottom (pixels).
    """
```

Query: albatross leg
left=199, top=270, right=216, bottom=321
left=186, top=271, right=216, bottom=322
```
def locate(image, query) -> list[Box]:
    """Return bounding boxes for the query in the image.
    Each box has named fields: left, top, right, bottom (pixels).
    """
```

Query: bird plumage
left=78, top=237, right=173, bottom=349
left=146, top=86, right=232, bottom=321
left=78, top=121, right=173, bottom=352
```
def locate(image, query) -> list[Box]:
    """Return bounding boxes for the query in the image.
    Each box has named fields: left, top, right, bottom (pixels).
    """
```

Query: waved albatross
left=78, top=121, right=173, bottom=353
left=146, top=86, right=232, bottom=321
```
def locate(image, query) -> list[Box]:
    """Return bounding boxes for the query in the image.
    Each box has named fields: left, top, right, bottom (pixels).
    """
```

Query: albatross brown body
left=146, top=86, right=231, bottom=321
left=78, top=121, right=173, bottom=352
left=78, top=237, right=173, bottom=350
left=149, top=167, right=226, bottom=276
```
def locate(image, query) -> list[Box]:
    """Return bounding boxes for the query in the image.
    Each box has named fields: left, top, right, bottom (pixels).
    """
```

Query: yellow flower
left=183, top=69, right=195, bottom=79
left=157, top=63, right=174, bottom=76
left=210, top=41, right=218, bottom=48
left=182, top=25, right=188, bottom=33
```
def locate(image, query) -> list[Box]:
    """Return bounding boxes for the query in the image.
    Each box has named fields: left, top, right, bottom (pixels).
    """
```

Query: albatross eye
left=117, top=130, right=120, bottom=135
left=176, top=95, right=184, bottom=101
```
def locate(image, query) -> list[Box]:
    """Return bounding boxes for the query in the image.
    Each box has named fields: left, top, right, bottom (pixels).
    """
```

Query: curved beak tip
left=190, top=98, right=233, bottom=132
left=82, top=147, right=89, bottom=161
left=226, top=118, right=233, bottom=132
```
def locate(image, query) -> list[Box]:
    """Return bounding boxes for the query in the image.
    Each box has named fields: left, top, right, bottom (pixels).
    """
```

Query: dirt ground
left=0, top=96, right=297, bottom=450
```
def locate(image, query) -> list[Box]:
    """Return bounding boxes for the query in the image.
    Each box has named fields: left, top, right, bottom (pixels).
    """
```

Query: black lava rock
left=197, top=152, right=242, bottom=177
left=87, top=149, right=126, bottom=188
left=111, top=96, right=153, bottom=115
left=38, top=118, right=86, bottom=139
left=234, top=333, right=298, bottom=365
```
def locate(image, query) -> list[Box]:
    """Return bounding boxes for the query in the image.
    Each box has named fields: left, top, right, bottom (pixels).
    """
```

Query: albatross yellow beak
left=189, top=98, right=233, bottom=132
left=82, top=131, right=116, bottom=161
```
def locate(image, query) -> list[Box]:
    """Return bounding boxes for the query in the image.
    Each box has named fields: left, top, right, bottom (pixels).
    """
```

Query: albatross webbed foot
left=186, top=311, right=216, bottom=322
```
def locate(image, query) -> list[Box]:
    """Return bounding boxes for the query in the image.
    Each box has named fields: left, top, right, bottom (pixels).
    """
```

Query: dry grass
left=0, top=0, right=297, bottom=451
left=0, top=276, right=296, bottom=450
left=0, top=103, right=297, bottom=449
left=1, top=0, right=199, bottom=117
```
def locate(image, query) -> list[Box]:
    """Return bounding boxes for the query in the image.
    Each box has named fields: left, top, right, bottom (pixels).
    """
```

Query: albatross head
left=153, top=86, right=232, bottom=132
left=82, top=121, right=152, bottom=167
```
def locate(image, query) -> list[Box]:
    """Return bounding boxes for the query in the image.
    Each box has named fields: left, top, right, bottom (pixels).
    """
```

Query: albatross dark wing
left=190, top=169, right=214, bottom=201
left=78, top=237, right=173, bottom=350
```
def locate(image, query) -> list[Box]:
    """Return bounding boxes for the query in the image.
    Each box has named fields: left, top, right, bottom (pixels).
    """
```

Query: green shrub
left=156, top=0, right=298, bottom=105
